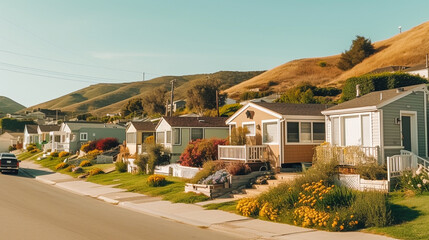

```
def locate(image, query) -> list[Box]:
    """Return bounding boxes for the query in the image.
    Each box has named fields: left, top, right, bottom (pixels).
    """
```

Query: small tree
left=230, top=127, right=249, bottom=145
left=179, top=138, right=228, bottom=167
left=186, top=79, right=226, bottom=114
left=142, top=87, right=167, bottom=116
left=122, top=98, right=144, bottom=117
left=337, top=35, right=375, bottom=71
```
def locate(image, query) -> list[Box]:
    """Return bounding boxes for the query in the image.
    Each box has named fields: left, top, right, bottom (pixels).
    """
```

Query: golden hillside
left=225, top=21, right=429, bottom=97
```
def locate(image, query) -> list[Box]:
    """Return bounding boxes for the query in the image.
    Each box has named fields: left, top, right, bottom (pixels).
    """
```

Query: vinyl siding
left=372, top=112, right=380, bottom=146
left=381, top=91, right=426, bottom=157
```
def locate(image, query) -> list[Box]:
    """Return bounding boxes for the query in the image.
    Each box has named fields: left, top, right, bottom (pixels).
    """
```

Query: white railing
left=400, top=150, right=429, bottom=172
left=319, top=145, right=379, bottom=166
left=218, top=145, right=267, bottom=163
left=43, top=142, right=68, bottom=152
left=387, top=150, right=429, bottom=181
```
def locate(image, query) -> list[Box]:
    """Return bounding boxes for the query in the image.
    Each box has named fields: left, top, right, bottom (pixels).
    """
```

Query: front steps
left=232, top=172, right=301, bottom=199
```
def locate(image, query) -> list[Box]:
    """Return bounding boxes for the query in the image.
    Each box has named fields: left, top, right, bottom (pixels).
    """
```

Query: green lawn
left=88, top=171, right=209, bottom=203
left=204, top=201, right=238, bottom=212
left=17, top=151, right=43, bottom=161
left=366, top=192, right=429, bottom=240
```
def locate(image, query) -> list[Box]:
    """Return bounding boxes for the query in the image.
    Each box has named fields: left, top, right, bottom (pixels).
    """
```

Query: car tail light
left=16, top=161, right=19, bottom=167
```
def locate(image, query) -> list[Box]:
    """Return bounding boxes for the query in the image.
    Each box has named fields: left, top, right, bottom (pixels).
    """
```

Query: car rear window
left=0, top=153, right=16, bottom=158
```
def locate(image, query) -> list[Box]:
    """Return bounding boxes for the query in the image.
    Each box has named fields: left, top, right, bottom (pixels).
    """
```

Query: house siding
left=381, top=91, right=426, bottom=157
left=284, top=145, right=315, bottom=163
left=204, top=128, right=228, bottom=140
left=372, top=112, right=380, bottom=146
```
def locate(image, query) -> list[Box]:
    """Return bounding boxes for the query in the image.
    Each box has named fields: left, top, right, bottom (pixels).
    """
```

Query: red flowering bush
left=96, top=137, right=119, bottom=151
left=179, top=138, right=227, bottom=167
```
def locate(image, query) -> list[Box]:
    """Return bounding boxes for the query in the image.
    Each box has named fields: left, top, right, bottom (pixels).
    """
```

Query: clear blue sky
left=0, top=0, right=428, bottom=107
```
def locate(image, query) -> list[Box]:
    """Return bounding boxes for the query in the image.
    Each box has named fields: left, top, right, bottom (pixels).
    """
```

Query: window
left=127, top=133, right=137, bottom=143
left=263, top=121, right=278, bottom=144
left=166, top=131, right=172, bottom=144
left=242, top=122, right=255, bottom=136
left=361, top=115, right=371, bottom=146
left=287, top=122, right=299, bottom=142
left=301, top=122, right=311, bottom=143
left=156, top=132, right=165, bottom=144
left=173, top=128, right=181, bottom=145
left=54, top=135, right=61, bottom=143
left=332, top=117, right=340, bottom=145
left=80, top=132, right=88, bottom=141
left=313, top=122, right=325, bottom=142
left=191, top=128, right=203, bottom=141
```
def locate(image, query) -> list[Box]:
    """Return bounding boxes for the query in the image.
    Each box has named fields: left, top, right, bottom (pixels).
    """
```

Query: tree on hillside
left=121, top=98, right=144, bottom=117
left=275, top=83, right=341, bottom=104
left=186, top=79, right=226, bottom=114
left=341, top=72, right=428, bottom=101
left=337, top=36, right=375, bottom=71
left=142, top=87, right=167, bottom=116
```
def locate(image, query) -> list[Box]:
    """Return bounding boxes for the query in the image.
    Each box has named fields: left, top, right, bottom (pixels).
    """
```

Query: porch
left=387, top=150, right=429, bottom=181
left=317, top=145, right=380, bottom=166
left=218, top=145, right=268, bottom=163
left=43, top=142, right=69, bottom=152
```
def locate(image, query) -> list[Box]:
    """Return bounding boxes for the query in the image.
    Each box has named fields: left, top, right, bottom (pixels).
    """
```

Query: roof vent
left=380, top=93, right=383, bottom=101
left=198, top=119, right=205, bottom=123
left=396, top=87, right=405, bottom=93
left=356, top=84, right=361, bottom=98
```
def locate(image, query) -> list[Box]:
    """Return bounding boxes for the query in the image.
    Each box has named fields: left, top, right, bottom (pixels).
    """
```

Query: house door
left=401, top=116, right=412, bottom=152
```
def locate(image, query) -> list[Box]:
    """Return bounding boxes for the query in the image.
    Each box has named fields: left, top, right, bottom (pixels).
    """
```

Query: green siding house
left=322, top=84, right=429, bottom=163
left=155, top=117, right=229, bottom=162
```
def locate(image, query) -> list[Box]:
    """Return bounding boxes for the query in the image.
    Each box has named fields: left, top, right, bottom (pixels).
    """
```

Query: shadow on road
left=16, top=168, right=54, bottom=179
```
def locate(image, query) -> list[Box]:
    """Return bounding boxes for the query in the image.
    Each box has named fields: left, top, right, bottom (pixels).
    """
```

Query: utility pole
left=165, top=99, right=169, bottom=116
left=170, top=79, right=176, bottom=117
left=216, top=90, right=220, bottom=117
left=142, top=72, right=145, bottom=81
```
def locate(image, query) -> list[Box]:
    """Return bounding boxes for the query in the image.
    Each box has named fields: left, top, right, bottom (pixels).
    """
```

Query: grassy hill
left=0, top=96, right=26, bottom=114
left=225, top=21, right=429, bottom=98
left=28, top=71, right=264, bottom=116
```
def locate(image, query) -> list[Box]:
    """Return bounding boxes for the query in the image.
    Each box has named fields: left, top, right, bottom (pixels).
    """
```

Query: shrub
left=179, top=138, right=227, bottom=167
left=229, top=127, right=248, bottom=145
left=89, top=168, right=104, bottom=176
left=236, top=198, right=260, bottom=217
left=398, top=168, right=429, bottom=193
left=351, top=191, right=391, bottom=227
left=26, top=144, right=36, bottom=151
left=355, top=160, right=387, bottom=180
left=79, top=160, right=92, bottom=167
left=226, top=162, right=251, bottom=175
left=115, top=161, right=128, bottom=173
left=50, top=151, right=59, bottom=157
left=87, top=149, right=102, bottom=160
left=55, top=162, right=69, bottom=170
left=65, top=165, right=75, bottom=172
left=200, top=169, right=229, bottom=185
left=258, top=183, right=300, bottom=210
left=96, top=137, right=119, bottom=151
left=259, top=202, right=279, bottom=221
left=318, top=61, right=327, bottom=67
left=147, top=174, right=167, bottom=187
left=80, top=143, right=90, bottom=153
left=144, top=136, right=155, bottom=145
left=30, top=148, right=39, bottom=153
left=134, top=154, right=149, bottom=174
left=146, top=144, right=170, bottom=174
left=8, top=146, right=16, bottom=152
left=58, top=151, right=70, bottom=158
left=190, top=160, right=225, bottom=184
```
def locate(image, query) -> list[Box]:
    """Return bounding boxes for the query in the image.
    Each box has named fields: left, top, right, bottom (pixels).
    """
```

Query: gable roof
left=38, top=125, right=60, bottom=132
left=161, top=117, right=228, bottom=128
left=253, top=102, right=332, bottom=116
left=322, top=84, right=428, bottom=114
left=25, top=125, right=38, bottom=134
left=64, top=122, right=125, bottom=131
left=130, top=121, right=156, bottom=131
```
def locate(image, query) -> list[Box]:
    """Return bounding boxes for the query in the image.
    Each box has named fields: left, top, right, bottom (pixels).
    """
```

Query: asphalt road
left=0, top=170, right=241, bottom=240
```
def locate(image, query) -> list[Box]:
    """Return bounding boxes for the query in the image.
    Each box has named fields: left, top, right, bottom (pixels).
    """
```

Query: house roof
left=25, top=125, right=38, bottom=134
left=161, top=117, right=228, bottom=128
left=322, top=84, right=428, bottom=114
left=253, top=102, right=332, bottom=116
left=130, top=121, right=156, bottom=131
left=404, top=63, right=427, bottom=72
left=369, top=65, right=409, bottom=74
left=38, top=125, right=60, bottom=132
left=65, top=122, right=125, bottom=131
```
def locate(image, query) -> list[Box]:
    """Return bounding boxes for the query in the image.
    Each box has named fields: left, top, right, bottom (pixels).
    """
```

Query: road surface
left=0, top=170, right=241, bottom=240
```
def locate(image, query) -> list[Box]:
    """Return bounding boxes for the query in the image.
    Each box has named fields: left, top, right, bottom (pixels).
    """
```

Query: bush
left=30, top=148, right=39, bottom=153
left=58, top=151, right=70, bottom=158
left=144, top=136, right=155, bottom=145
left=226, top=162, right=251, bottom=175
left=236, top=198, right=260, bottom=217
left=337, top=35, right=375, bottom=71
left=318, top=61, right=327, bottom=67
left=72, top=166, right=84, bottom=173
left=89, top=168, right=104, bottom=176
left=115, top=161, right=128, bottom=173
left=80, top=143, right=90, bottom=153
left=147, top=174, right=167, bottom=187
left=8, top=146, right=16, bottom=152
left=351, top=191, right=391, bottom=227
left=26, top=144, right=36, bottom=152
left=179, top=138, right=227, bottom=167
left=50, top=151, right=59, bottom=157
left=96, top=138, right=119, bottom=151
left=355, top=160, right=387, bottom=180
left=55, top=162, right=69, bottom=170
left=65, top=165, right=75, bottom=172
left=146, top=144, right=170, bottom=174
left=190, top=160, right=225, bottom=184
left=230, top=127, right=248, bottom=145
left=79, top=160, right=92, bottom=167
left=134, top=154, right=149, bottom=174
left=398, top=168, right=429, bottom=193
left=87, top=149, right=102, bottom=160
left=341, top=72, right=427, bottom=102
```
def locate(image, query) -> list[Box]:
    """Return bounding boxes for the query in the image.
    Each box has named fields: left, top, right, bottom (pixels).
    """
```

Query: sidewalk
left=20, top=161, right=396, bottom=240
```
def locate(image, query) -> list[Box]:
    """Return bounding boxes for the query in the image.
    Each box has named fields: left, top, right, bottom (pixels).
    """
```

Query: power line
left=0, top=67, right=97, bottom=84
left=0, top=61, right=134, bottom=83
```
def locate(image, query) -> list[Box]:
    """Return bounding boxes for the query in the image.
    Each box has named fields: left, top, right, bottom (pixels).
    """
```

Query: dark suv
left=0, top=153, right=20, bottom=174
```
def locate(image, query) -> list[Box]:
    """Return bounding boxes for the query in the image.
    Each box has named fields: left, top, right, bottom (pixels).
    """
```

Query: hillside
left=225, top=21, right=429, bottom=98
left=28, top=71, right=264, bottom=116
left=0, top=96, right=26, bottom=114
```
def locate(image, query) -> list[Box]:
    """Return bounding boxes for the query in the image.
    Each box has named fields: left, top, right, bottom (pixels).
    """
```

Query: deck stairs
left=232, top=172, right=301, bottom=199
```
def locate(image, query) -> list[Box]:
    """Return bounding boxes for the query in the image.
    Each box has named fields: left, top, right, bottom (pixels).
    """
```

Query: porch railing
left=387, top=150, right=429, bottom=181
left=218, top=145, right=267, bottom=163
left=319, top=145, right=379, bottom=166
left=43, top=142, right=68, bottom=152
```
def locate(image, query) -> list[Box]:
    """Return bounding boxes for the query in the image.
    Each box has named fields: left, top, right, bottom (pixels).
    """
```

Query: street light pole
left=170, top=79, right=176, bottom=117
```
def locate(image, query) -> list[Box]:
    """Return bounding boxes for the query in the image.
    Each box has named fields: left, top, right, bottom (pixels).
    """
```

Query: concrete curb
left=35, top=176, right=56, bottom=185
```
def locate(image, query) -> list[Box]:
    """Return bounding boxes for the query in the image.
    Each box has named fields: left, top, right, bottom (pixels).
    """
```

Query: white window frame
left=242, top=122, right=256, bottom=136
left=80, top=132, right=88, bottom=141
left=190, top=128, right=204, bottom=141
left=262, top=119, right=279, bottom=145
left=329, top=113, right=372, bottom=147
left=173, top=128, right=181, bottom=145
left=285, top=121, right=326, bottom=144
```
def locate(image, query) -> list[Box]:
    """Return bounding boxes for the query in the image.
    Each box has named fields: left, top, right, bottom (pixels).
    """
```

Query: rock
left=72, top=166, right=84, bottom=173
left=78, top=173, right=89, bottom=179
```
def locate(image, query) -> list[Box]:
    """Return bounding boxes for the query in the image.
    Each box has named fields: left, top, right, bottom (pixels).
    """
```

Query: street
left=0, top=169, right=241, bottom=240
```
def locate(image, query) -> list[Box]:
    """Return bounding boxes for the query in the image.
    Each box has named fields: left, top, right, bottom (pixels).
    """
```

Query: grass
left=87, top=171, right=209, bottom=203
left=204, top=201, right=238, bottom=212
left=17, top=151, right=43, bottom=161
left=367, top=192, right=429, bottom=240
